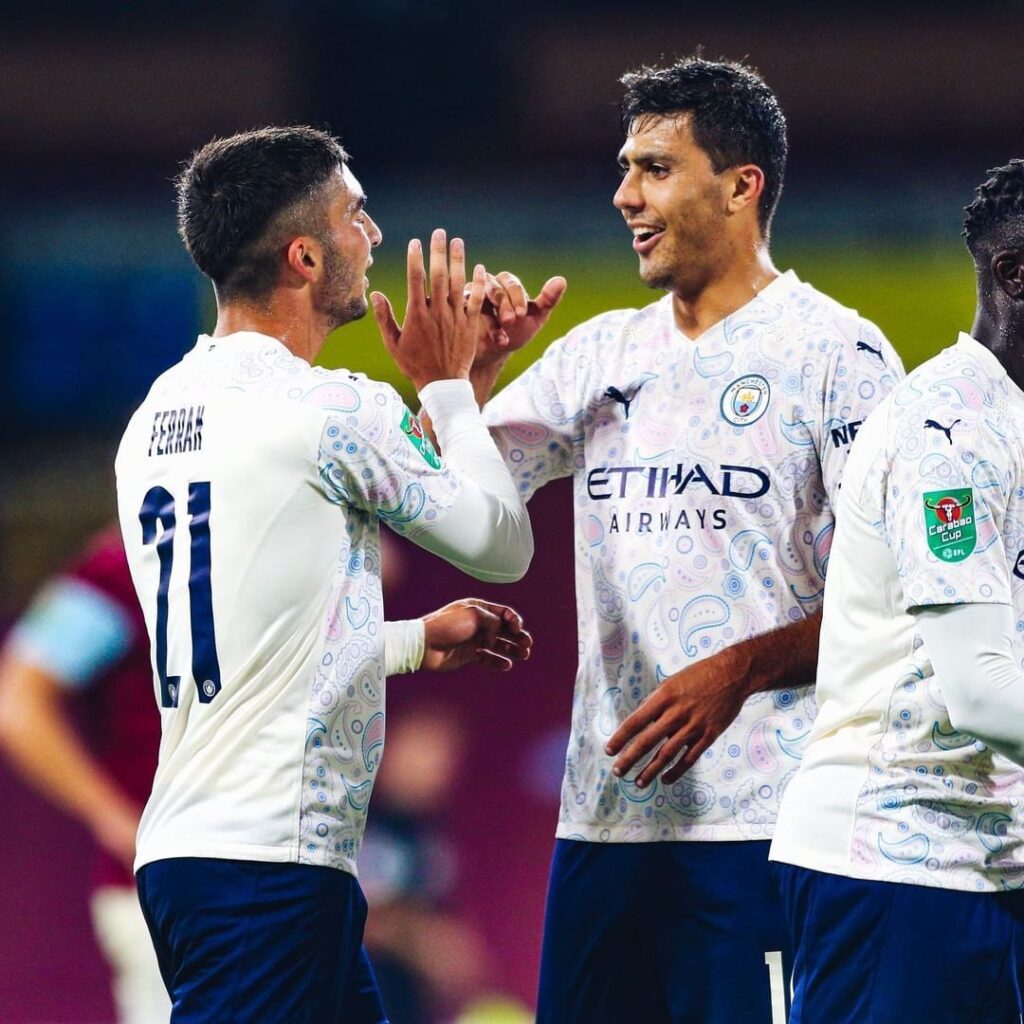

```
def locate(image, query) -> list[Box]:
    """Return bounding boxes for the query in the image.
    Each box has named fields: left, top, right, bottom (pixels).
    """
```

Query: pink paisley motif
left=637, top=414, right=677, bottom=448
left=505, top=421, right=552, bottom=447
left=745, top=720, right=781, bottom=775
left=305, top=382, right=361, bottom=412
left=749, top=414, right=780, bottom=459
left=600, top=624, right=627, bottom=662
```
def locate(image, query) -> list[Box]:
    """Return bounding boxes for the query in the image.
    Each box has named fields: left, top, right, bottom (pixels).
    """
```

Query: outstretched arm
left=605, top=610, right=822, bottom=787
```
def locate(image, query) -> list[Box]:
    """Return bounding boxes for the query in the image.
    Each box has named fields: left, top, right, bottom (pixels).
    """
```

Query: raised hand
left=371, top=229, right=487, bottom=392
left=477, top=272, right=567, bottom=368
left=420, top=599, right=533, bottom=673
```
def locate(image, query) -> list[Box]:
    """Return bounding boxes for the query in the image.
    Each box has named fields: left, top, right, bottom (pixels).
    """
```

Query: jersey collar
left=955, top=332, right=1013, bottom=389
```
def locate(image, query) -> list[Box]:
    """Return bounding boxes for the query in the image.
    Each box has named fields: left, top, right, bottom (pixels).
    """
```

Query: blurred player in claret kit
left=467, top=57, right=904, bottom=1022
left=0, top=527, right=168, bottom=1024
left=115, top=125, right=535, bottom=1023
left=770, top=162, right=1024, bottom=1024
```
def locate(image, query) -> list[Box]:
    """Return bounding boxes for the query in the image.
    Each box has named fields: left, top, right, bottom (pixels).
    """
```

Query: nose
left=613, top=168, right=641, bottom=214
left=367, top=213, right=383, bottom=248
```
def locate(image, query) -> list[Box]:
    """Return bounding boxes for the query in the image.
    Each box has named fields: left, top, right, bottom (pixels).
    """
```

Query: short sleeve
left=817, top=317, right=904, bottom=504
left=885, top=415, right=1012, bottom=611
left=483, top=331, right=585, bottom=501
left=5, top=577, right=135, bottom=688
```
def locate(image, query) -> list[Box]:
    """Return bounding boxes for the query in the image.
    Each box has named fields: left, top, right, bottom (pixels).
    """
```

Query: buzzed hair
left=620, top=57, right=788, bottom=236
left=176, top=125, right=348, bottom=300
left=962, top=159, right=1024, bottom=265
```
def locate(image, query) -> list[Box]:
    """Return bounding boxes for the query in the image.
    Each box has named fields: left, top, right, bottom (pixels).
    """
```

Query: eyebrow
left=618, top=150, right=675, bottom=167
left=348, top=192, right=367, bottom=213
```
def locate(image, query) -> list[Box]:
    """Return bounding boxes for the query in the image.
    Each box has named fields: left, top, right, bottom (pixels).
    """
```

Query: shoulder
left=296, top=365, right=404, bottom=421
left=782, top=276, right=901, bottom=373
left=549, top=298, right=665, bottom=355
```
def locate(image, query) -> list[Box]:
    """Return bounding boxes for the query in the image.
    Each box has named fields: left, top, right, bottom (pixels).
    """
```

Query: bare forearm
left=725, top=609, right=822, bottom=698
left=0, top=660, right=138, bottom=830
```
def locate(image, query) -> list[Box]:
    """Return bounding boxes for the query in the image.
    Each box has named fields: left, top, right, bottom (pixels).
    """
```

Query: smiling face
left=315, top=165, right=382, bottom=329
left=613, top=114, right=734, bottom=299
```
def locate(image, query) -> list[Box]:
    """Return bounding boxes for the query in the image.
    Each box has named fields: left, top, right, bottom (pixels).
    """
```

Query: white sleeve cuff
left=383, top=618, right=425, bottom=676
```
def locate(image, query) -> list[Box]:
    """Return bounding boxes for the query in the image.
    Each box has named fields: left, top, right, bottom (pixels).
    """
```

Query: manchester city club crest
left=922, top=488, right=976, bottom=562
left=720, top=374, right=771, bottom=427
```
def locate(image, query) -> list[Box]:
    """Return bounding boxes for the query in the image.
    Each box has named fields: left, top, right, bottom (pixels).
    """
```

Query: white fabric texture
left=916, top=603, right=1024, bottom=769
left=484, top=271, right=903, bottom=843
left=771, top=333, right=1024, bottom=891
left=383, top=619, right=425, bottom=676
left=117, top=332, right=530, bottom=876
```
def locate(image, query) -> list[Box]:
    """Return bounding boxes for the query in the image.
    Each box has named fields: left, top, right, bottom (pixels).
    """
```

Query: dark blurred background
left=0, top=1, right=1018, bottom=1020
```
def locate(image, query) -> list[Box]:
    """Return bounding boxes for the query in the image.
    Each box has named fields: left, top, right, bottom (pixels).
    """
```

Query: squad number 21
left=139, top=482, right=222, bottom=708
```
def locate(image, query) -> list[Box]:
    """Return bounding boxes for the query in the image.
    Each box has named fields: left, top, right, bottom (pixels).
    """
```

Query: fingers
left=473, top=648, right=515, bottom=672
left=464, top=264, right=486, bottom=320
left=611, top=718, right=669, bottom=779
left=661, top=733, right=713, bottom=785
left=484, top=272, right=528, bottom=324
left=634, top=727, right=700, bottom=788
left=449, top=237, right=467, bottom=307
left=605, top=695, right=662, bottom=755
left=429, top=228, right=448, bottom=305
left=534, top=275, right=568, bottom=313
left=371, top=292, right=400, bottom=352
left=406, top=239, right=426, bottom=308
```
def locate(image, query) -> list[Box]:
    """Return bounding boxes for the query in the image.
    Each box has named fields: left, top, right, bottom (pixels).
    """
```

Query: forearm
left=469, top=358, right=509, bottom=410
left=410, top=379, right=533, bottom=581
left=916, top=603, right=1024, bottom=767
left=723, top=609, right=822, bottom=699
left=0, top=658, right=138, bottom=830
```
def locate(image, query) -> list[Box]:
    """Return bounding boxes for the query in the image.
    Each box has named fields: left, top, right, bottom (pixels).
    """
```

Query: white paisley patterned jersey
left=117, top=332, right=523, bottom=876
left=771, top=333, right=1024, bottom=890
left=484, top=270, right=903, bottom=842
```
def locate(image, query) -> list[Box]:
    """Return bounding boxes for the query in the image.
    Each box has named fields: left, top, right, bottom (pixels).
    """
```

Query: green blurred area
left=320, top=243, right=977, bottom=400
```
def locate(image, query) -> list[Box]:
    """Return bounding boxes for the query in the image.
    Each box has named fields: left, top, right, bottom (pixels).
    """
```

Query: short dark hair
left=620, top=57, right=788, bottom=235
left=176, top=125, right=348, bottom=300
left=962, top=159, right=1024, bottom=264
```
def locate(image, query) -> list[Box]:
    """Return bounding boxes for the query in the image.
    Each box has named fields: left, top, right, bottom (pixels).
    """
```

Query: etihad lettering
left=148, top=406, right=205, bottom=457
left=587, top=463, right=769, bottom=501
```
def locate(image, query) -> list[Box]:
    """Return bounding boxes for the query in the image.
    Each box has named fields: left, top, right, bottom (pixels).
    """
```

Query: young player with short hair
left=117, top=125, right=534, bottom=1022
left=771, top=160, right=1024, bottom=1023
left=471, top=57, right=904, bottom=1023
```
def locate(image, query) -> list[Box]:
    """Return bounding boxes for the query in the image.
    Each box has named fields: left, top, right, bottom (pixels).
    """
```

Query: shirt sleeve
left=885, top=413, right=1012, bottom=611
left=482, top=328, right=586, bottom=501
left=816, top=317, right=904, bottom=504
left=4, top=577, right=135, bottom=688
left=314, top=376, right=532, bottom=583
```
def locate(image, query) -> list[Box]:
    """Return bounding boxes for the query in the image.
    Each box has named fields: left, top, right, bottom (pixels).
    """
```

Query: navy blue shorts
left=775, top=862, right=1024, bottom=1024
left=537, top=839, right=792, bottom=1024
left=137, top=857, right=387, bottom=1023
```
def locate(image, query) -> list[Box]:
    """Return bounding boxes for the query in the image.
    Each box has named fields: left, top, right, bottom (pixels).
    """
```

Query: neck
left=971, top=305, right=1024, bottom=393
left=671, top=243, right=779, bottom=340
left=212, top=292, right=328, bottom=363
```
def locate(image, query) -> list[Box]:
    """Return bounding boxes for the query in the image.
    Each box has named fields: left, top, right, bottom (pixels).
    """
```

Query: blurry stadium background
left=0, top=1, right=1017, bottom=1020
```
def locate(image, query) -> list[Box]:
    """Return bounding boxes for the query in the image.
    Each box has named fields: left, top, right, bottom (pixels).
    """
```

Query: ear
left=286, top=236, right=322, bottom=284
left=726, top=164, right=765, bottom=218
left=992, top=249, right=1024, bottom=300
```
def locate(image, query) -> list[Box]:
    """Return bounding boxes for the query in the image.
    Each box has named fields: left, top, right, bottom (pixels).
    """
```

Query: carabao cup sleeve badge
left=922, top=487, right=976, bottom=563
left=720, top=374, right=770, bottom=427
left=400, top=407, right=442, bottom=469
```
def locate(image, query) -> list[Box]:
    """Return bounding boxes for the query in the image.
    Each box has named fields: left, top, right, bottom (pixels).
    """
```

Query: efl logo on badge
left=720, top=374, right=770, bottom=427
left=400, top=408, right=441, bottom=469
left=923, top=488, right=976, bottom=562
